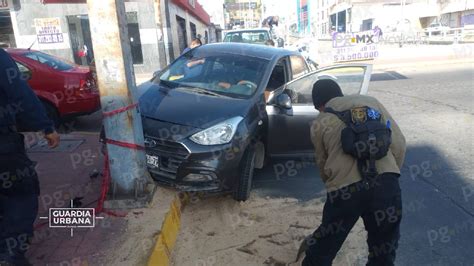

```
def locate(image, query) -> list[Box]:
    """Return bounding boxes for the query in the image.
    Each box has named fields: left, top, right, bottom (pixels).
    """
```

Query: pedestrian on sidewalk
left=302, top=79, right=406, bottom=266
left=0, top=48, right=60, bottom=265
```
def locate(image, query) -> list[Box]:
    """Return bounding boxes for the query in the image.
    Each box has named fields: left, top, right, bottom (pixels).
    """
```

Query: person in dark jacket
left=261, top=16, right=279, bottom=30
left=0, top=48, right=60, bottom=265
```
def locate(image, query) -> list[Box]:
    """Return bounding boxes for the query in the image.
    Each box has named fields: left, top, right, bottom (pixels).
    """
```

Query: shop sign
left=34, top=17, right=65, bottom=44
left=333, top=44, right=379, bottom=63
left=0, top=0, right=10, bottom=10
left=332, top=29, right=381, bottom=62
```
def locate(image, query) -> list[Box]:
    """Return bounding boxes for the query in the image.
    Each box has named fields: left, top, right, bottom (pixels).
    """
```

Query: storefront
left=0, top=0, right=20, bottom=47
left=7, top=0, right=211, bottom=73
left=167, top=0, right=210, bottom=58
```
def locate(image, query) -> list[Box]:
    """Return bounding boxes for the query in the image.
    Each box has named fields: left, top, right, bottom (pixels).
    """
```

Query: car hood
left=138, top=82, right=252, bottom=129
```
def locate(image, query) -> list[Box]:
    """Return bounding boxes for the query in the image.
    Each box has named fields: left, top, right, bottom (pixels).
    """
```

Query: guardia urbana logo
left=39, top=200, right=104, bottom=237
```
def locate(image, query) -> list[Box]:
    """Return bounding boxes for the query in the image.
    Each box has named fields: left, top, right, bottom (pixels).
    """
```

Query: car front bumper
left=145, top=136, right=247, bottom=193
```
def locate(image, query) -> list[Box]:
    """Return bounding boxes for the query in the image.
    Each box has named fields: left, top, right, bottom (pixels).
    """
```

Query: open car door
left=266, top=64, right=373, bottom=157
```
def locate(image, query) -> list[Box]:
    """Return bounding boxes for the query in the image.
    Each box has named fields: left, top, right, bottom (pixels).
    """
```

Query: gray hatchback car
left=138, top=43, right=372, bottom=201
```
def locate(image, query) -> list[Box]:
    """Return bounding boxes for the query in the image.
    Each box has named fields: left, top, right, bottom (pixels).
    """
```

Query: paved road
left=72, top=63, right=473, bottom=265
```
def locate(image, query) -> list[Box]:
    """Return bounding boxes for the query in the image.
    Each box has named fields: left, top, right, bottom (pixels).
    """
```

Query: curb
left=147, top=193, right=188, bottom=266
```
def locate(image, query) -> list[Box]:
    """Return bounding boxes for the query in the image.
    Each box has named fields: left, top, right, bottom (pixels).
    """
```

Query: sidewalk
left=23, top=132, right=176, bottom=265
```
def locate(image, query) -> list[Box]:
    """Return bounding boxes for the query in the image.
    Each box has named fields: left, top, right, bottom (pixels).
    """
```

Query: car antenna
left=27, top=39, right=37, bottom=50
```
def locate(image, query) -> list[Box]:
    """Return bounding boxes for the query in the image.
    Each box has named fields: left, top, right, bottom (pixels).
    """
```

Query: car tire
left=233, top=146, right=256, bottom=202
left=41, top=100, right=60, bottom=128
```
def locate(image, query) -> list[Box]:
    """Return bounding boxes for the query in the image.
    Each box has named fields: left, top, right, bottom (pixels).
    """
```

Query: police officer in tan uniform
left=303, top=79, right=406, bottom=266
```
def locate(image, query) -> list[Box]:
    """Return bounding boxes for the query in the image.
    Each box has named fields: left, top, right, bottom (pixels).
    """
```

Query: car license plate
left=146, top=154, right=159, bottom=168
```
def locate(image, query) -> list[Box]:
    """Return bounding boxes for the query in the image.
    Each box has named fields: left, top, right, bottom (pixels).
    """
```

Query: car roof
left=196, top=43, right=298, bottom=60
left=225, top=28, right=271, bottom=33
left=5, top=48, right=37, bottom=55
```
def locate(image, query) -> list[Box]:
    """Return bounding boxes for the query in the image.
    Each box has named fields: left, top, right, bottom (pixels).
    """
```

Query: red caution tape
left=102, top=103, right=138, bottom=118
left=32, top=102, right=140, bottom=232
left=95, top=152, right=127, bottom=217
left=97, top=101, right=143, bottom=217
left=105, top=138, right=145, bottom=150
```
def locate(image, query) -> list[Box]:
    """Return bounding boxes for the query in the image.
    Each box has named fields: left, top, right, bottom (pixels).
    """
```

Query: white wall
left=350, top=2, right=426, bottom=34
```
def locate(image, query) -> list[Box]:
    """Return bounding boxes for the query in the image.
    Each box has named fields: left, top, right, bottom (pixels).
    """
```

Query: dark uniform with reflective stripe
left=0, top=48, right=54, bottom=264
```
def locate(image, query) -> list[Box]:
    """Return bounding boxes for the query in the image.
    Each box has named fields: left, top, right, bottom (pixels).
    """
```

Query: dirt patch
left=171, top=194, right=368, bottom=266
left=103, top=187, right=176, bottom=266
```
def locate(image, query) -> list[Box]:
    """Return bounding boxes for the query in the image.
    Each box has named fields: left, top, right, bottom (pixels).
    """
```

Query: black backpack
left=325, top=106, right=392, bottom=179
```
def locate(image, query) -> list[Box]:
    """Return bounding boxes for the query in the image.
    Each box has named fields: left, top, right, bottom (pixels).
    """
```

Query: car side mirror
left=276, top=93, right=292, bottom=109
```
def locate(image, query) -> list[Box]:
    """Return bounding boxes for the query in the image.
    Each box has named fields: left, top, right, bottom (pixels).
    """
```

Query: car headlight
left=190, top=116, right=243, bottom=145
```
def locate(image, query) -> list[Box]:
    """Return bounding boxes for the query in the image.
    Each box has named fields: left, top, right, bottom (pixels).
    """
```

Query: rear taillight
left=79, top=78, right=97, bottom=92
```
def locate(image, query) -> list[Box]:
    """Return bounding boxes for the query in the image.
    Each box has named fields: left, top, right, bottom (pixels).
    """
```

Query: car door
left=266, top=64, right=373, bottom=157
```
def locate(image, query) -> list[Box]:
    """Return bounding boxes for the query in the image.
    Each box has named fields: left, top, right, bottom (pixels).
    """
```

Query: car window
left=23, top=51, right=74, bottom=71
left=316, top=66, right=367, bottom=95
left=156, top=51, right=269, bottom=99
left=15, top=61, right=31, bottom=74
left=223, top=31, right=270, bottom=44
left=265, top=58, right=288, bottom=103
left=285, top=73, right=318, bottom=105
left=290, top=55, right=308, bottom=79
left=285, top=65, right=370, bottom=105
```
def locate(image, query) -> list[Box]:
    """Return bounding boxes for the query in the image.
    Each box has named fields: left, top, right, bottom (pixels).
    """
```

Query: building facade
left=311, top=0, right=474, bottom=39
left=165, top=0, right=211, bottom=59
left=224, top=0, right=261, bottom=29
left=4, top=0, right=211, bottom=73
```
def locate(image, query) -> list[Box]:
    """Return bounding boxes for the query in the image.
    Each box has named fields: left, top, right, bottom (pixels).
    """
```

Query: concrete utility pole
left=154, top=0, right=167, bottom=69
left=87, top=0, right=154, bottom=208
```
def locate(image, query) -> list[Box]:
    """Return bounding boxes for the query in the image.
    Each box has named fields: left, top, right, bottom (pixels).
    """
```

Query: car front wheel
left=233, top=146, right=256, bottom=202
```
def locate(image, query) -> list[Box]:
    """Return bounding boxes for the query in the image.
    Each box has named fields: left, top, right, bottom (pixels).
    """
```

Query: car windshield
left=223, top=31, right=270, bottom=44
left=23, top=51, right=74, bottom=71
left=155, top=51, right=268, bottom=99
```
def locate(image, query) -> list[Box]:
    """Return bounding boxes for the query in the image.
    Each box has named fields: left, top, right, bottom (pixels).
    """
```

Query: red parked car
left=6, top=48, right=100, bottom=125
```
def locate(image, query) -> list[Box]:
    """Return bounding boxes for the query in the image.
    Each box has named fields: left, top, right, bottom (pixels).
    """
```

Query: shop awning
left=172, top=0, right=211, bottom=26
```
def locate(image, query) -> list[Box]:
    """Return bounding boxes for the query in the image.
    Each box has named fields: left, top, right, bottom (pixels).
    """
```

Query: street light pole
left=87, top=0, right=154, bottom=208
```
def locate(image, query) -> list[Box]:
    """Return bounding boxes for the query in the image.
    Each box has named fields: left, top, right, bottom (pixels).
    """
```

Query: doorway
left=127, top=12, right=143, bottom=64
left=0, top=10, right=15, bottom=48
left=67, top=15, right=94, bottom=66
left=176, top=15, right=187, bottom=53
left=190, top=22, right=196, bottom=39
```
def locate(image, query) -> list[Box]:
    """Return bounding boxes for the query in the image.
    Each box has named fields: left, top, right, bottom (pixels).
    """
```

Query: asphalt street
left=72, top=62, right=473, bottom=265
